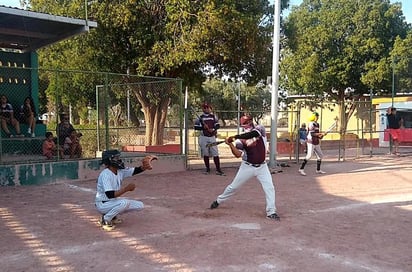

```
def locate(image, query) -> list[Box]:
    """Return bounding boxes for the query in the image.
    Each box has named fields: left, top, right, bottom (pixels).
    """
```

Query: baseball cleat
left=298, top=169, right=306, bottom=176
left=267, top=213, right=280, bottom=221
left=203, top=169, right=211, bottom=175
left=316, top=170, right=326, bottom=174
left=98, top=216, right=116, bottom=231
left=112, top=216, right=123, bottom=224
left=215, top=170, right=225, bottom=176
left=210, top=200, right=219, bottom=209
left=101, top=220, right=115, bottom=231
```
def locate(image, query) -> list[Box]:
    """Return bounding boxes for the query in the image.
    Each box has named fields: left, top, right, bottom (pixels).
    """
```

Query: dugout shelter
left=0, top=5, right=97, bottom=136
left=0, top=5, right=101, bottom=185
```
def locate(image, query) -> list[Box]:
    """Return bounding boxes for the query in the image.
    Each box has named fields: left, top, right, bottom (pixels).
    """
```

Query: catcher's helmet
left=240, top=115, right=253, bottom=127
left=101, top=149, right=125, bottom=169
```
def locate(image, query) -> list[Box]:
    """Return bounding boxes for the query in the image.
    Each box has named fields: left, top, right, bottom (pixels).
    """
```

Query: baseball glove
left=141, top=155, right=158, bottom=170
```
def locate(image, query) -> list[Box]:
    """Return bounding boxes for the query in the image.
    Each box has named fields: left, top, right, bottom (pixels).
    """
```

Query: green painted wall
left=0, top=155, right=185, bottom=186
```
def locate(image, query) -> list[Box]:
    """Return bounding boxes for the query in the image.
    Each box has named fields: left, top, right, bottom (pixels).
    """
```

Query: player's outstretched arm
left=131, top=155, right=158, bottom=175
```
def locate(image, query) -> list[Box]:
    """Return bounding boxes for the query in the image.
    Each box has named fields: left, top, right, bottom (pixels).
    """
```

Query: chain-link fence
left=0, top=65, right=183, bottom=164
left=1, top=65, right=411, bottom=165
left=185, top=99, right=412, bottom=168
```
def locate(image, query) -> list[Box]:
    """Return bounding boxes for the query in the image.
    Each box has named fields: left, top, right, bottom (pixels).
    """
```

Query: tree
left=391, top=31, right=412, bottom=93
left=26, top=0, right=276, bottom=145
left=281, top=0, right=410, bottom=133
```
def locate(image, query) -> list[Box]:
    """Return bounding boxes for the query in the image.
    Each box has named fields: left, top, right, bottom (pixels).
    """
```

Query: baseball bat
left=190, top=106, right=203, bottom=124
left=324, top=121, right=337, bottom=135
left=191, top=105, right=214, bottom=131
left=206, top=140, right=226, bottom=147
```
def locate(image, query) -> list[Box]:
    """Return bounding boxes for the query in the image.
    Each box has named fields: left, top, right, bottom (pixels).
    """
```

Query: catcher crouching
left=95, top=150, right=157, bottom=231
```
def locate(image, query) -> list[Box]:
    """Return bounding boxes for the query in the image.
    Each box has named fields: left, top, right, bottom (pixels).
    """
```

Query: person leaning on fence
left=56, top=112, right=75, bottom=147
left=42, top=132, right=63, bottom=159
left=20, top=96, right=37, bottom=137
left=386, top=107, right=403, bottom=155
left=64, top=129, right=83, bottom=158
left=0, top=94, right=23, bottom=138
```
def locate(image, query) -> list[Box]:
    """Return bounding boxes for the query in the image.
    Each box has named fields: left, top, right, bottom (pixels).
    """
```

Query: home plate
left=231, top=223, right=261, bottom=230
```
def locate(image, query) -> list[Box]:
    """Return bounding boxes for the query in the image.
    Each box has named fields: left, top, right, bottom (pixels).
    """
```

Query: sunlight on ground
left=62, top=203, right=194, bottom=272
left=316, top=163, right=412, bottom=205
left=0, top=208, right=74, bottom=272
left=394, top=204, right=412, bottom=211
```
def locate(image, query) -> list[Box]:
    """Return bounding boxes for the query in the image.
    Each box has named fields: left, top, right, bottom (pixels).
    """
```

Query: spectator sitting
left=0, top=94, right=23, bottom=137
left=42, top=132, right=62, bottom=159
left=20, top=96, right=37, bottom=137
left=64, top=129, right=83, bottom=158
left=56, top=112, right=74, bottom=147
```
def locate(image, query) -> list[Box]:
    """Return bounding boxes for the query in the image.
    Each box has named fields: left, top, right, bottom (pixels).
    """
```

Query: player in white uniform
left=95, top=150, right=154, bottom=231
left=209, top=115, right=280, bottom=221
left=298, top=112, right=326, bottom=176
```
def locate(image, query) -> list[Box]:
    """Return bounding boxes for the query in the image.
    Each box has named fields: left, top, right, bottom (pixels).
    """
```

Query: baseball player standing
left=194, top=102, right=224, bottom=175
left=209, top=115, right=280, bottom=221
left=298, top=112, right=326, bottom=176
left=95, top=150, right=156, bottom=231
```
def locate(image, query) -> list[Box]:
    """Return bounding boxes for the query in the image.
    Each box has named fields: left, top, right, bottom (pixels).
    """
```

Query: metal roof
left=0, top=6, right=97, bottom=52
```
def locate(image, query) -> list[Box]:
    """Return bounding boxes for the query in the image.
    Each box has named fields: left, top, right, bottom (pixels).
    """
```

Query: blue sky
left=0, top=0, right=410, bottom=23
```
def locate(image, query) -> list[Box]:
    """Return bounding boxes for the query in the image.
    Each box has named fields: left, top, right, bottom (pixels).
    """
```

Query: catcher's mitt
left=141, top=155, right=158, bottom=170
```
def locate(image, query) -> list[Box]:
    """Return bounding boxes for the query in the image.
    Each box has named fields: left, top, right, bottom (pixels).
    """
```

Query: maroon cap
left=240, top=115, right=253, bottom=127
left=202, top=102, right=211, bottom=109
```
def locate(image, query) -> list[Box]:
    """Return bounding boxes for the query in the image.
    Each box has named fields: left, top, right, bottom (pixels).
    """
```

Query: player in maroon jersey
left=194, top=102, right=224, bottom=175
left=209, top=115, right=280, bottom=221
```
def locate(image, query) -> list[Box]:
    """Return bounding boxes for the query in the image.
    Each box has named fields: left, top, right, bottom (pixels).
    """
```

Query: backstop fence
left=0, top=66, right=183, bottom=164
left=0, top=66, right=411, bottom=166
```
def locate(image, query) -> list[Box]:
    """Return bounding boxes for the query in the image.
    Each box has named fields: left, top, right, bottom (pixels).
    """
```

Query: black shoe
left=210, top=200, right=219, bottom=209
left=215, top=170, right=225, bottom=176
left=98, top=215, right=115, bottom=231
left=267, top=213, right=280, bottom=221
left=203, top=168, right=210, bottom=175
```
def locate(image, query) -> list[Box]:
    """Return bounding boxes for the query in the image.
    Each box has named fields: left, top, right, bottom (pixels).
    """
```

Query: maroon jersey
left=235, top=125, right=267, bottom=164
left=307, top=121, right=320, bottom=145
left=194, top=113, right=219, bottom=137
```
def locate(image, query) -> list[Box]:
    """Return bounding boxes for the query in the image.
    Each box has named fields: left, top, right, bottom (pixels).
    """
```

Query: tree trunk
left=140, top=98, right=170, bottom=146
left=124, top=74, right=175, bottom=146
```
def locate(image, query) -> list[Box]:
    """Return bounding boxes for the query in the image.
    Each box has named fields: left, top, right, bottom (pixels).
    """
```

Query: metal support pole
left=269, top=0, right=281, bottom=168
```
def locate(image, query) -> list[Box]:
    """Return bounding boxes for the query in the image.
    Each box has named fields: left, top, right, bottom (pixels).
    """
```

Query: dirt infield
left=1, top=155, right=411, bottom=272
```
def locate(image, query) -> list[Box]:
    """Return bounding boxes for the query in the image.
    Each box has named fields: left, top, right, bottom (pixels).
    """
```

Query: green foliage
left=198, top=79, right=271, bottom=126
left=282, top=0, right=411, bottom=133
left=26, top=0, right=277, bottom=144
left=391, top=32, right=412, bottom=92
left=282, top=0, right=410, bottom=100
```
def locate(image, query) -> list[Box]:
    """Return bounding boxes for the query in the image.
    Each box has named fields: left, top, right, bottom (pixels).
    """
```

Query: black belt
left=244, top=161, right=265, bottom=167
